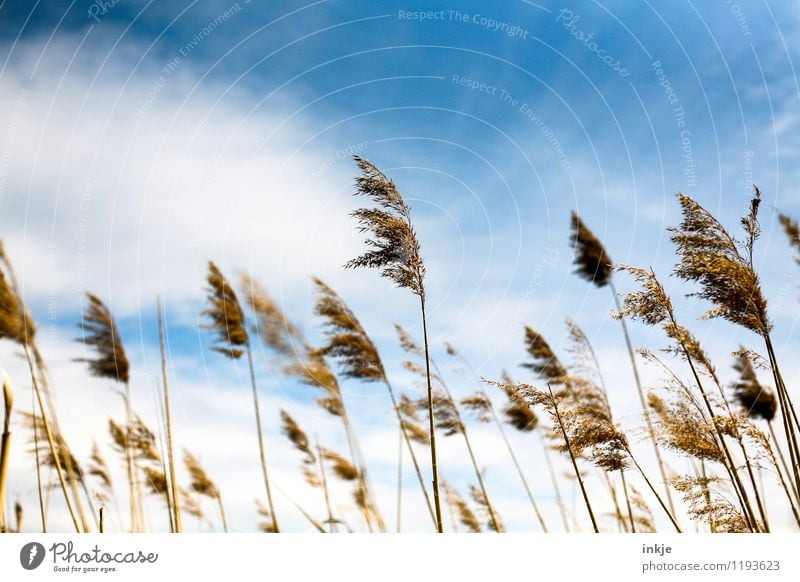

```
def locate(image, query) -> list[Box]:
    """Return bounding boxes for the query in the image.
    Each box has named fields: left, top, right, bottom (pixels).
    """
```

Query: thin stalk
left=245, top=343, right=279, bottom=533
left=763, top=334, right=800, bottom=498
left=769, top=421, right=800, bottom=505
left=122, top=383, right=138, bottom=532
left=32, top=349, right=90, bottom=533
left=699, top=460, right=716, bottom=532
left=488, top=402, right=547, bottom=531
left=382, top=377, right=436, bottom=527
left=619, top=469, right=635, bottom=533
left=549, top=383, right=599, bottom=532
left=158, top=297, right=182, bottom=533
left=540, top=430, right=570, bottom=531
left=273, top=483, right=325, bottom=533
left=24, top=344, right=81, bottom=532
left=215, top=494, right=229, bottom=533
left=338, top=408, right=376, bottom=532
left=32, top=390, right=45, bottom=532
left=316, top=439, right=337, bottom=533
left=611, top=281, right=676, bottom=517
left=625, top=445, right=682, bottom=532
left=0, top=371, right=11, bottom=532
left=430, top=360, right=500, bottom=532
left=419, top=294, right=444, bottom=532
left=602, top=471, right=627, bottom=532
left=99, top=507, right=104, bottom=533
left=395, top=425, right=402, bottom=532
left=676, top=335, right=760, bottom=531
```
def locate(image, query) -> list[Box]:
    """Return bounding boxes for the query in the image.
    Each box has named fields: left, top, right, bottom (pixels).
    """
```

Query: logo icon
left=20, top=542, right=46, bottom=570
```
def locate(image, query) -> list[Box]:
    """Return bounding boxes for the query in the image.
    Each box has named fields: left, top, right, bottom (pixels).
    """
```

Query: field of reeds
left=1, top=157, right=800, bottom=534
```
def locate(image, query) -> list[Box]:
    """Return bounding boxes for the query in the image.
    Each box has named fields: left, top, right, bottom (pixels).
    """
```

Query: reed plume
left=184, top=450, right=227, bottom=532
left=202, top=261, right=278, bottom=532
left=570, top=214, right=674, bottom=516
left=345, top=156, right=443, bottom=531
left=88, top=442, right=113, bottom=506
left=76, top=293, right=136, bottom=531
left=779, top=213, right=800, bottom=262
left=468, top=483, right=504, bottom=532
left=240, top=273, right=302, bottom=357
left=443, top=483, right=481, bottom=533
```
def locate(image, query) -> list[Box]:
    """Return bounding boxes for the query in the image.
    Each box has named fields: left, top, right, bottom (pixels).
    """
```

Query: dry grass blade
left=345, top=156, right=425, bottom=296
left=202, top=262, right=248, bottom=359
left=75, top=293, right=129, bottom=384
left=570, top=212, right=613, bottom=287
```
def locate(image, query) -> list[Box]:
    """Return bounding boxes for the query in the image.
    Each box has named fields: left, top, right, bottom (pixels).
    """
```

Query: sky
left=1, top=0, right=800, bottom=533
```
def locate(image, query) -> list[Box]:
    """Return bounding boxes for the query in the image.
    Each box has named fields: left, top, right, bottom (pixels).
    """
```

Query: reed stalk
left=0, top=369, right=11, bottom=532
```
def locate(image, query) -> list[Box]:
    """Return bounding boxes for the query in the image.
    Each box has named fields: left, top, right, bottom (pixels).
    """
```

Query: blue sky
left=1, top=1, right=800, bottom=533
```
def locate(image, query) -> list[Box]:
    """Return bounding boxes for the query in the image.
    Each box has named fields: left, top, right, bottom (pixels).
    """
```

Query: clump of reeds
left=202, top=261, right=278, bottom=532
left=345, top=156, right=443, bottom=531
left=669, top=188, right=799, bottom=522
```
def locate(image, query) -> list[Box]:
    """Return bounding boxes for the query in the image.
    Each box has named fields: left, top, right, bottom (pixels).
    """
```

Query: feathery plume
left=201, top=262, right=248, bottom=359
left=255, top=499, right=277, bottom=533
left=673, top=476, right=750, bottom=533
left=395, top=324, right=423, bottom=357
left=279, top=410, right=315, bottom=464
left=444, top=484, right=481, bottom=533
left=732, top=350, right=776, bottom=422
left=469, top=483, right=504, bottom=532
left=240, top=273, right=301, bottom=356
left=88, top=442, right=113, bottom=493
left=344, top=156, right=425, bottom=296
left=522, top=326, right=567, bottom=381
left=321, top=448, right=359, bottom=481
left=779, top=213, right=800, bottom=263
left=0, top=267, right=35, bottom=346
left=570, top=212, right=613, bottom=287
left=460, top=392, right=492, bottom=424
left=669, top=191, right=770, bottom=334
left=184, top=450, right=220, bottom=499
left=75, top=293, right=129, bottom=384
left=313, top=277, right=383, bottom=381
left=648, top=393, right=723, bottom=463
